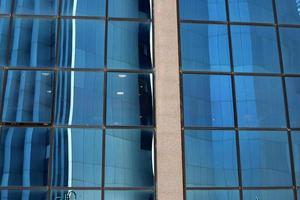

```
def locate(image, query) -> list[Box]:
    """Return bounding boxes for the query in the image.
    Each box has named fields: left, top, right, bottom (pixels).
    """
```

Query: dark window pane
left=62, top=0, right=105, bottom=16
left=229, top=0, right=274, bottom=23
left=244, top=190, right=294, bottom=200
left=276, top=0, right=300, bottom=24
left=2, top=70, right=54, bottom=123
left=108, top=21, right=152, bottom=70
left=181, top=23, right=230, bottom=72
left=51, top=190, right=101, bottom=200
left=9, top=18, right=57, bottom=68
left=106, top=73, right=153, bottom=126
left=183, top=74, right=234, bottom=127
left=0, top=1, right=12, bottom=14
left=0, top=190, right=47, bottom=200
left=0, top=127, right=50, bottom=186
left=105, top=191, right=154, bottom=200
left=15, top=0, right=58, bottom=15
left=0, top=18, right=9, bottom=66
left=180, top=0, right=227, bottom=21
left=59, top=19, right=105, bottom=69
left=240, top=131, right=292, bottom=186
left=187, top=190, right=240, bottom=200
left=0, top=70, right=3, bottom=107
left=52, top=128, right=102, bottom=187
left=185, top=130, right=238, bottom=187
left=109, top=0, right=151, bottom=19
left=286, top=78, right=300, bottom=128
left=280, top=27, right=300, bottom=74
left=55, top=71, right=103, bottom=125
left=105, top=129, right=154, bottom=187
left=235, top=76, right=286, bottom=128
left=231, top=26, right=280, bottom=73
left=291, top=132, right=300, bottom=185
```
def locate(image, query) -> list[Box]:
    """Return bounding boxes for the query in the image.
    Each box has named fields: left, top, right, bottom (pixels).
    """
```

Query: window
left=186, top=190, right=240, bottom=200
left=286, top=77, right=300, bottom=128
left=61, top=0, right=106, bottom=16
left=15, top=0, right=58, bottom=15
left=276, top=0, right=300, bottom=24
left=109, top=0, right=151, bottom=19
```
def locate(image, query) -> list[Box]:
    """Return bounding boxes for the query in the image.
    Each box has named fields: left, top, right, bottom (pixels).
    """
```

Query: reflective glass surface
left=181, top=23, right=230, bottom=72
left=59, top=19, right=105, bottom=69
left=62, top=0, right=106, bottom=16
left=0, top=18, right=9, bottom=66
left=179, top=0, right=227, bottom=21
left=9, top=18, right=57, bottom=68
left=15, top=0, right=58, bottom=15
left=185, top=130, right=238, bottom=187
left=2, top=70, right=54, bottom=123
left=291, top=132, right=300, bottom=185
left=52, top=128, right=102, bottom=187
left=229, top=0, right=274, bottom=23
left=276, top=0, right=300, bottom=24
left=243, top=190, right=294, bottom=200
left=240, top=131, right=292, bottom=186
left=0, top=190, right=48, bottom=200
left=0, top=1, right=12, bottom=14
left=0, top=127, right=50, bottom=186
left=109, top=0, right=151, bottom=19
left=280, top=27, right=300, bottom=74
left=105, top=129, right=154, bottom=187
left=286, top=78, right=300, bottom=128
left=105, top=191, right=154, bottom=200
left=183, top=74, right=234, bottom=127
left=235, top=76, right=286, bottom=128
left=186, top=190, right=240, bottom=200
left=51, top=190, right=101, bottom=200
left=106, top=73, right=153, bottom=126
left=231, top=26, right=280, bottom=73
left=107, top=21, right=152, bottom=69
left=55, top=71, right=104, bottom=125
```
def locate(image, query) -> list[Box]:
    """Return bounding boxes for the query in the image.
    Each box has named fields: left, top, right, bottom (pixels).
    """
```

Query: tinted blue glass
left=231, top=26, right=280, bottom=73
left=15, top=0, right=58, bottom=15
left=280, top=27, right=300, bottom=74
left=59, top=19, right=105, bottom=69
left=240, top=131, right=292, bottom=186
left=0, top=70, right=3, bottom=107
left=187, top=190, right=240, bottom=200
left=0, top=1, right=12, bottom=14
left=105, top=129, right=154, bottom=187
left=0, top=127, right=50, bottom=186
left=229, top=0, right=274, bottom=23
left=0, top=190, right=47, bottom=200
left=183, top=74, right=234, bottom=127
left=109, top=0, right=151, bottom=18
left=0, top=18, right=9, bottom=66
left=180, top=0, right=226, bottom=21
left=55, top=71, right=103, bottom=125
left=62, top=0, right=105, bottom=16
left=52, top=128, right=102, bottom=187
left=108, top=21, right=152, bottom=69
left=2, top=70, right=54, bottom=123
left=286, top=78, right=300, bottom=128
left=9, top=18, right=57, bottom=68
left=244, top=190, right=294, bottom=200
left=51, top=190, right=101, bottom=200
left=185, top=130, right=238, bottom=187
left=105, top=191, right=154, bottom=200
left=106, top=73, right=153, bottom=126
left=276, top=0, right=300, bottom=24
left=181, top=23, right=230, bottom=72
left=235, top=76, right=286, bottom=128
left=291, top=132, right=300, bottom=185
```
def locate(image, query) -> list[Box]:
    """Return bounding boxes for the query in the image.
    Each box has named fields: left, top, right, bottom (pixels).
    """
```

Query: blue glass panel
left=51, top=190, right=101, bottom=200
left=185, top=130, right=238, bottom=187
left=105, top=129, right=154, bottom=187
left=108, top=21, right=152, bottom=70
left=235, top=76, right=286, bottom=128
left=0, top=18, right=9, bottom=66
left=286, top=78, right=300, bottom=128
left=62, top=0, right=105, bottom=16
left=106, top=73, right=153, bottom=126
left=244, top=190, right=294, bottom=200
left=105, top=191, right=154, bottom=200
left=183, top=74, right=234, bottom=127
left=52, top=128, right=102, bottom=187
left=0, top=70, right=3, bottom=108
left=180, top=0, right=227, bottom=21
left=291, top=132, right=300, bottom=185
left=0, top=190, right=47, bottom=200
left=15, top=0, right=58, bottom=15
left=181, top=23, right=230, bottom=72
left=276, top=0, right=300, bottom=24
left=187, top=190, right=240, bottom=200
left=2, top=70, right=54, bottom=123
left=9, top=18, right=57, bottom=68
left=109, top=0, right=151, bottom=19
left=231, top=26, right=280, bottom=73
left=240, top=131, right=292, bottom=186
left=55, top=71, right=103, bottom=125
left=0, top=1, right=12, bottom=14
left=229, top=0, right=274, bottom=23
left=59, top=19, right=105, bottom=69
left=280, top=27, right=300, bottom=74
left=0, top=127, right=50, bottom=186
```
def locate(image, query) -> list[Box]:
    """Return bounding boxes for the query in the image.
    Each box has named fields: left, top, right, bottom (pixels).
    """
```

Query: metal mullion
left=106, top=68, right=154, bottom=74
left=13, top=14, right=57, bottom=19
left=61, top=15, right=106, bottom=20
left=3, top=66, right=56, bottom=71
left=180, top=19, right=227, bottom=25
left=108, top=17, right=152, bottom=23
left=186, top=186, right=294, bottom=190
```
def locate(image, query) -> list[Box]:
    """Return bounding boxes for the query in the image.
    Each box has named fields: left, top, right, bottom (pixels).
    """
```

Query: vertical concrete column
left=154, top=1, right=184, bottom=200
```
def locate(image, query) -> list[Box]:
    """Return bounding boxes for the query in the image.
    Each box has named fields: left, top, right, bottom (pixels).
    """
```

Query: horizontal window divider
left=186, top=186, right=294, bottom=190
left=183, top=127, right=291, bottom=131
left=181, top=71, right=300, bottom=77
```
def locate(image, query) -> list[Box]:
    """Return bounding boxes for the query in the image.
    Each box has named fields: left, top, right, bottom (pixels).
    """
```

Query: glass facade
left=0, top=1, right=154, bottom=200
